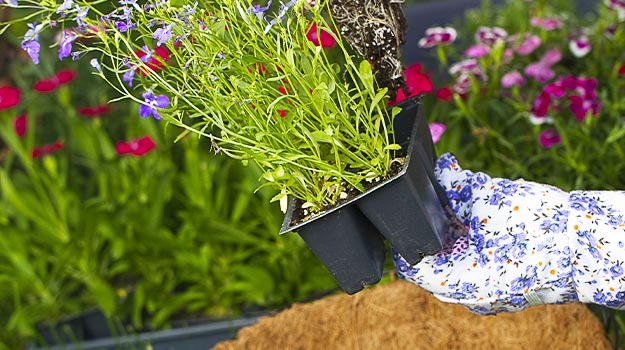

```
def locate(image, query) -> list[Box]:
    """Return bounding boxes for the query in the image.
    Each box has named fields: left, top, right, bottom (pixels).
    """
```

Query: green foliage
left=0, top=41, right=335, bottom=348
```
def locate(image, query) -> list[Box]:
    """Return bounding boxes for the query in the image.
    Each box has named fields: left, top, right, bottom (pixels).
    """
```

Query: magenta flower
left=539, top=129, right=561, bottom=148
left=306, top=23, right=336, bottom=48
left=515, top=34, right=541, bottom=55
left=569, top=36, right=591, bottom=58
left=475, top=26, right=507, bottom=46
left=429, top=123, right=446, bottom=144
left=463, top=44, right=489, bottom=58
left=568, top=95, right=601, bottom=121
left=530, top=92, right=552, bottom=119
left=501, top=71, right=525, bottom=88
left=418, top=26, right=457, bottom=48
left=541, top=48, right=562, bottom=65
left=14, top=114, right=26, bottom=137
left=530, top=17, right=563, bottom=31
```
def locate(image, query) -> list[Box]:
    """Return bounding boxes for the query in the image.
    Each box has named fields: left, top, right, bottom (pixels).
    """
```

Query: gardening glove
left=394, top=152, right=625, bottom=315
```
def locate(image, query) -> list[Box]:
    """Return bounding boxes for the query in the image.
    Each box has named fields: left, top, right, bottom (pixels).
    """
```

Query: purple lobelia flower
left=4, top=0, right=17, bottom=6
left=56, top=0, right=74, bottom=15
left=139, top=91, right=169, bottom=120
left=153, top=23, right=174, bottom=46
left=248, top=0, right=272, bottom=19
left=21, top=22, right=43, bottom=64
left=58, top=30, right=77, bottom=60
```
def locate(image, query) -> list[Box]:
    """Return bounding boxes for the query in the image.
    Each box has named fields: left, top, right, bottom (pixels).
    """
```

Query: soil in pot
left=214, top=278, right=611, bottom=350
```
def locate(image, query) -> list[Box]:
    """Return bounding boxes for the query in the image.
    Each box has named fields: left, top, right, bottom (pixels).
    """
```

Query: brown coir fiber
left=214, top=279, right=611, bottom=350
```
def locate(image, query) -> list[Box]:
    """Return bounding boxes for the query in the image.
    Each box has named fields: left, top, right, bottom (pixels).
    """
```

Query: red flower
left=55, top=69, right=77, bottom=84
left=306, top=23, right=336, bottom=48
left=34, top=69, right=78, bottom=93
left=0, top=86, right=20, bottom=110
left=78, top=104, right=111, bottom=117
left=435, top=87, right=453, bottom=103
left=388, top=63, right=433, bottom=105
left=136, top=47, right=170, bottom=76
left=14, top=114, right=27, bottom=137
left=277, top=109, right=287, bottom=118
left=619, top=63, right=625, bottom=76
left=116, top=135, right=156, bottom=156
left=32, top=141, right=64, bottom=159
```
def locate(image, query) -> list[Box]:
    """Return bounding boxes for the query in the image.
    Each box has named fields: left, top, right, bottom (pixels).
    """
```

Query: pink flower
left=524, top=48, right=561, bottom=83
left=0, top=86, right=20, bottom=110
left=32, top=141, right=64, bottom=159
left=463, top=44, right=490, bottom=58
left=306, top=23, right=336, bottom=48
left=14, top=114, right=27, bottom=137
left=429, top=123, right=446, bottom=144
left=475, top=26, right=507, bottom=46
left=539, top=129, right=561, bottom=148
left=530, top=17, right=563, bottom=31
left=501, top=71, right=525, bottom=88
left=449, top=59, right=481, bottom=75
left=604, top=0, right=625, bottom=21
left=116, top=135, right=156, bottom=156
left=515, top=34, right=541, bottom=55
left=524, top=63, right=555, bottom=83
left=569, top=36, right=591, bottom=58
left=418, top=27, right=457, bottom=48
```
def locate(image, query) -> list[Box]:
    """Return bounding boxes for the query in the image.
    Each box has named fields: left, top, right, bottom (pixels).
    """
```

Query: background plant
left=417, top=0, right=625, bottom=343
left=0, top=28, right=336, bottom=349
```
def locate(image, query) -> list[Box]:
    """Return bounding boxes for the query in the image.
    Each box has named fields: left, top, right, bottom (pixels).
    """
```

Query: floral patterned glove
left=393, top=153, right=581, bottom=315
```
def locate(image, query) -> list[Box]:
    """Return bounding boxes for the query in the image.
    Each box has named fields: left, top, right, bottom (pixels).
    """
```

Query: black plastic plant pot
left=356, top=101, right=449, bottom=265
left=280, top=200, right=386, bottom=295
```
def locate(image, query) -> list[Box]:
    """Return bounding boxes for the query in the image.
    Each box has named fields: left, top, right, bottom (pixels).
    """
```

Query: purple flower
left=56, top=0, right=74, bottom=14
left=58, top=30, right=77, bottom=60
left=501, top=71, right=525, bottom=88
left=530, top=17, right=563, bottom=30
left=153, top=23, right=173, bottom=46
left=123, top=69, right=136, bottom=87
left=248, top=0, right=272, bottom=18
left=463, top=44, right=489, bottom=58
left=515, top=34, right=541, bottom=55
left=139, top=91, right=169, bottom=120
left=475, top=26, right=507, bottom=46
left=569, top=36, right=591, bottom=58
left=116, top=21, right=137, bottom=32
left=418, top=26, right=457, bottom=48
left=73, top=5, right=89, bottom=29
left=21, top=40, right=40, bottom=64
left=539, top=129, right=561, bottom=148
left=4, top=0, right=18, bottom=7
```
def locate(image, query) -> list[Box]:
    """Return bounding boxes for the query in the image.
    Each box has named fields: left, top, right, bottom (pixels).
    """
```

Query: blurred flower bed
left=414, top=0, right=625, bottom=342
left=0, top=24, right=336, bottom=349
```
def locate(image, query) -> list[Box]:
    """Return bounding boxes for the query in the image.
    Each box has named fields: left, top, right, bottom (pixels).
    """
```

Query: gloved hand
left=394, top=153, right=583, bottom=315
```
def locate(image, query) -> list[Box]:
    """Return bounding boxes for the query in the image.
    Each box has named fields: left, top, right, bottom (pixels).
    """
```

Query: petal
left=154, top=94, right=170, bottom=108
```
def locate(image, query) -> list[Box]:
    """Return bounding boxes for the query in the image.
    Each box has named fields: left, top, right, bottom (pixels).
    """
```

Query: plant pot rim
left=279, top=95, right=424, bottom=235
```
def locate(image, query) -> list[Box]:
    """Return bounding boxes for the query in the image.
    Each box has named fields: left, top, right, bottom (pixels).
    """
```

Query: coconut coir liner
left=214, top=279, right=611, bottom=350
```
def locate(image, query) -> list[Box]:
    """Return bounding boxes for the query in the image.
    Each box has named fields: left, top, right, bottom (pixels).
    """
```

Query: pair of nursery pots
left=279, top=96, right=450, bottom=294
